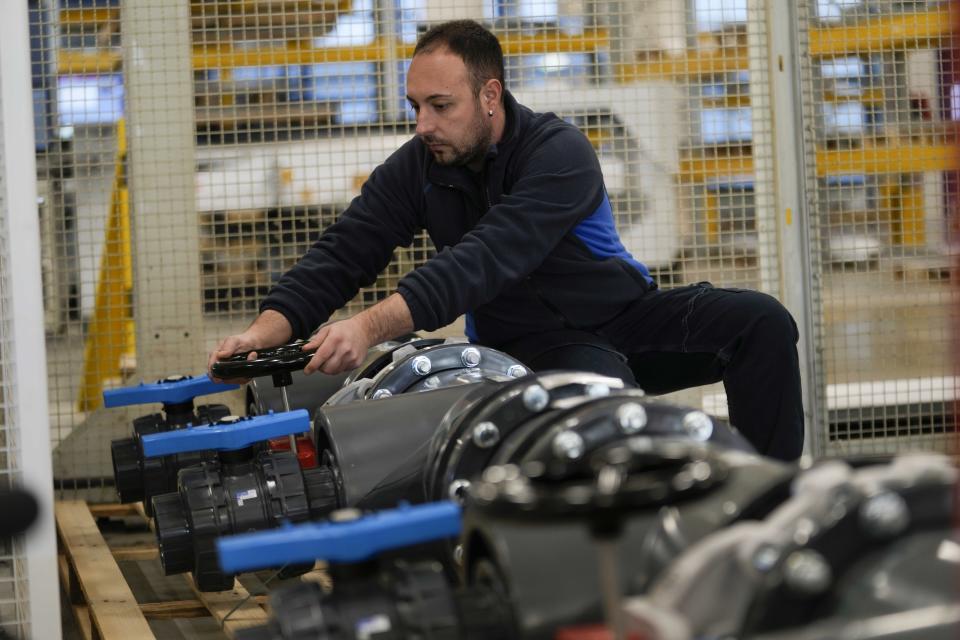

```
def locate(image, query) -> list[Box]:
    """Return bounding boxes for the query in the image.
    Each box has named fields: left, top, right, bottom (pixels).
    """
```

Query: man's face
left=406, top=48, right=493, bottom=168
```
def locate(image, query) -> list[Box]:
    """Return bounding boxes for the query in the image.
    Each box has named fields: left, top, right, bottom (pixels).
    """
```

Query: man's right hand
left=207, top=310, right=293, bottom=382
left=207, top=334, right=261, bottom=383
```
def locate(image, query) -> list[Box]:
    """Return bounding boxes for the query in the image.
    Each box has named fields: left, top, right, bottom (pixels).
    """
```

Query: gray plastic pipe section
left=461, top=454, right=793, bottom=639
left=314, top=382, right=498, bottom=509
left=247, top=369, right=351, bottom=416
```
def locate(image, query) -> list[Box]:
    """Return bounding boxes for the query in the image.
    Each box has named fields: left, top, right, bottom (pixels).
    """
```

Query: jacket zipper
left=481, top=166, right=491, bottom=212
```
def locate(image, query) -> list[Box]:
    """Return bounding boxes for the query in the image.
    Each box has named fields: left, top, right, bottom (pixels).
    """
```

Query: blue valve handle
left=141, top=409, right=310, bottom=457
left=216, top=501, right=462, bottom=572
left=103, top=374, right=239, bottom=408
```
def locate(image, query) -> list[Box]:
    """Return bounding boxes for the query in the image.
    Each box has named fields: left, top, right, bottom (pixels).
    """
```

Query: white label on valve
left=235, top=489, right=258, bottom=506
left=356, top=614, right=392, bottom=639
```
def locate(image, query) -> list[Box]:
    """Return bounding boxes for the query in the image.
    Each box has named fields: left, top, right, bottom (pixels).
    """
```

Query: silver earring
left=488, top=109, right=494, bottom=117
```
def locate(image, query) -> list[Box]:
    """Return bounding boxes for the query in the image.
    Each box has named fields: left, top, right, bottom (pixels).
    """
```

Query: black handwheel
left=211, top=340, right=315, bottom=379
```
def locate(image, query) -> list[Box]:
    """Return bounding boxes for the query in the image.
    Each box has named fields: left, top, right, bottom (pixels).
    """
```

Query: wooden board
left=188, top=576, right=271, bottom=637
left=57, top=501, right=275, bottom=639
left=56, top=501, right=155, bottom=639
left=88, top=503, right=140, bottom=519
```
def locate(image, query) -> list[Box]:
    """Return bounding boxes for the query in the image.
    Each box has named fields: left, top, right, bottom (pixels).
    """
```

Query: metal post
left=123, top=0, right=205, bottom=377
left=752, top=0, right=824, bottom=456
left=0, top=2, right=63, bottom=637
left=747, top=1, right=780, bottom=295
left=376, top=0, right=404, bottom=123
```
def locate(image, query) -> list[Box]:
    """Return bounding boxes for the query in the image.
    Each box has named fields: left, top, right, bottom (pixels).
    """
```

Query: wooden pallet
left=56, top=501, right=270, bottom=640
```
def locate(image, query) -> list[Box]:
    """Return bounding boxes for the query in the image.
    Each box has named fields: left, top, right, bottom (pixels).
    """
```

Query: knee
left=748, top=292, right=799, bottom=344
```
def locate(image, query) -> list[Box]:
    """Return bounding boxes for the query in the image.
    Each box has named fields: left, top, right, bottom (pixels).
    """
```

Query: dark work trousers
left=502, top=283, right=804, bottom=461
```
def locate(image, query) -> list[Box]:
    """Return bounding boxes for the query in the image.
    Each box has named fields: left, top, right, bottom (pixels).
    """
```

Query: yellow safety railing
left=77, top=119, right=135, bottom=412
left=57, top=30, right=610, bottom=74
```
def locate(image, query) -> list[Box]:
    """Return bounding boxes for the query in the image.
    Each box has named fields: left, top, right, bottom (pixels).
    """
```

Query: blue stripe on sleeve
left=572, top=194, right=653, bottom=283
left=464, top=311, right=478, bottom=343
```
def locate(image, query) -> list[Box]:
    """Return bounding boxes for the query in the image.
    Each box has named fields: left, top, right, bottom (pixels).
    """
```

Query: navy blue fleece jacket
left=260, top=90, right=655, bottom=347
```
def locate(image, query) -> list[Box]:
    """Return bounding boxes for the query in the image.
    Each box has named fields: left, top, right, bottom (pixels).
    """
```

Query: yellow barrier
left=77, top=119, right=136, bottom=413
left=58, top=30, right=611, bottom=74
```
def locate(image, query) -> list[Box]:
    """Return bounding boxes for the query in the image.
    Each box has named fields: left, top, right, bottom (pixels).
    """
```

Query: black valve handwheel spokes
left=211, top=341, right=315, bottom=379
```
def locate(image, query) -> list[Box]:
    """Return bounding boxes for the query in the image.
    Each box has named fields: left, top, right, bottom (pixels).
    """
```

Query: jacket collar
left=499, top=89, right=522, bottom=148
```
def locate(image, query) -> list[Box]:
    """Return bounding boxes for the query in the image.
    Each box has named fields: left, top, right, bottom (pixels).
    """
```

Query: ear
left=482, top=78, right=503, bottom=106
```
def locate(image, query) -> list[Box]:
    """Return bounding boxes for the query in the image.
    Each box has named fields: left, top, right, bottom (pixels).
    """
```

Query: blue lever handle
left=141, top=409, right=310, bottom=457
left=216, top=501, right=462, bottom=572
left=103, top=374, right=239, bottom=407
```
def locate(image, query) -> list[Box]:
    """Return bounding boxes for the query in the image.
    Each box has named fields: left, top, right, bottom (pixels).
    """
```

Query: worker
left=209, top=19, right=803, bottom=460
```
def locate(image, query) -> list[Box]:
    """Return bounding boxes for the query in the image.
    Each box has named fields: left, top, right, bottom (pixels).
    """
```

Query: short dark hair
left=413, top=20, right=505, bottom=96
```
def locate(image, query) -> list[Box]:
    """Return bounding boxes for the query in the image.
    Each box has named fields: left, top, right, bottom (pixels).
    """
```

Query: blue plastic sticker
left=235, top=489, right=258, bottom=506
left=356, top=614, right=391, bottom=640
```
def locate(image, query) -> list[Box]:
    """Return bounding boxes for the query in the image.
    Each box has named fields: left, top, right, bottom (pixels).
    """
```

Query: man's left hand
left=302, top=318, right=370, bottom=375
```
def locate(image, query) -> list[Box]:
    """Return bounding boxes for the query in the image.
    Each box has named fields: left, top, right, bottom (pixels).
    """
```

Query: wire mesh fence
left=799, top=0, right=957, bottom=455
left=29, top=0, right=958, bottom=496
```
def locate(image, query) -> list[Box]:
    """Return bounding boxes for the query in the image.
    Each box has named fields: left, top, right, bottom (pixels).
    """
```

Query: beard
left=423, top=104, right=494, bottom=168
